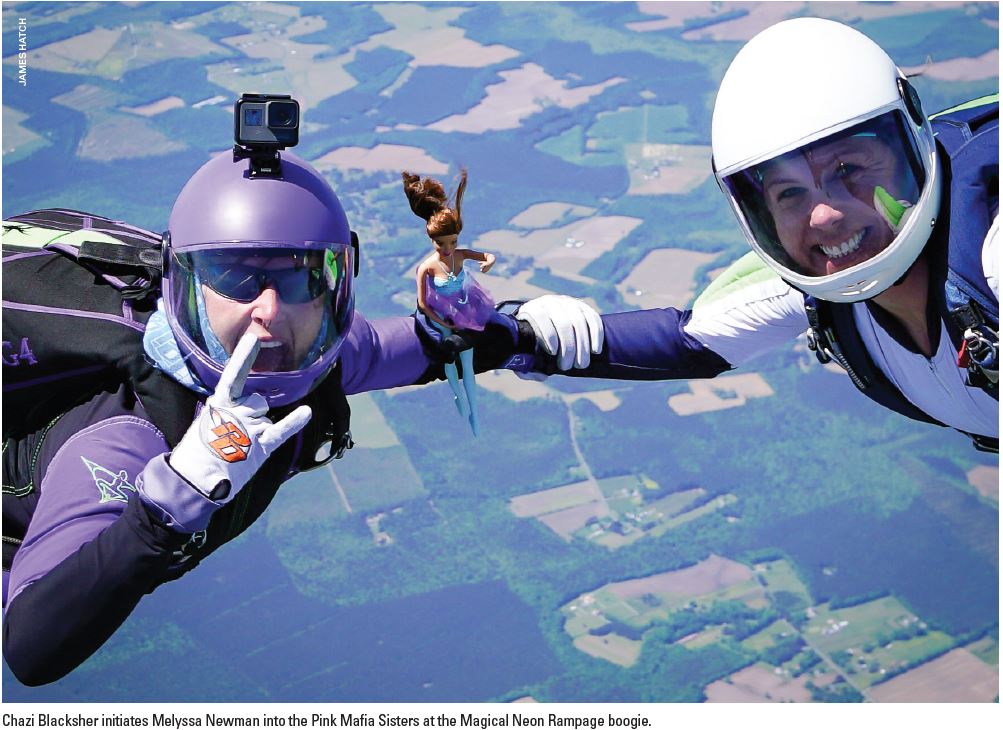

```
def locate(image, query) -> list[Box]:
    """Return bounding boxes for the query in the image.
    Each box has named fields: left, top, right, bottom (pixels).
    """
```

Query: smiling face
left=760, top=135, right=907, bottom=276
left=720, top=111, right=925, bottom=280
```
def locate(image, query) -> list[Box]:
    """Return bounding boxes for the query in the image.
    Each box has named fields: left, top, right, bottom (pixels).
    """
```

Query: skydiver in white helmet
left=513, top=17, right=998, bottom=451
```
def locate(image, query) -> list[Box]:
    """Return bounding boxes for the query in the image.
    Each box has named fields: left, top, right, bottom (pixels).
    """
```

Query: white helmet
left=712, top=17, right=941, bottom=302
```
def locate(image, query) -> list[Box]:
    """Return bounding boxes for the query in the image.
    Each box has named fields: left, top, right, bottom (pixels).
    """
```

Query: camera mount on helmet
left=233, top=93, right=300, bottom=178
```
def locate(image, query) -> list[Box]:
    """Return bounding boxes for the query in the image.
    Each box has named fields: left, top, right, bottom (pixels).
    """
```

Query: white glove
left=169, top=332, right=312, bottom=503
left=515, top=294, right=604, bottom=371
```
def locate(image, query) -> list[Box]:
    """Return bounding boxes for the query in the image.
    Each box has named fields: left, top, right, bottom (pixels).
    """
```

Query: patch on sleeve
left=81, top=457, right=139, bottom=504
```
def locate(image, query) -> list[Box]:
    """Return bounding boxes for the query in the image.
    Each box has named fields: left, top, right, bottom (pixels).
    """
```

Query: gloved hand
left=515, top=294, right=604, bottom=370
left=168, top=332, right=312, bottom=502
left=441, top=331, right=475, bottom=363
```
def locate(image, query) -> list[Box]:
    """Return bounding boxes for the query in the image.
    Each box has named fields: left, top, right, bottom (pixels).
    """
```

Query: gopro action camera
left=233, top=93, right=300, bottom=176
left=235, top=93, right=299, bottom=148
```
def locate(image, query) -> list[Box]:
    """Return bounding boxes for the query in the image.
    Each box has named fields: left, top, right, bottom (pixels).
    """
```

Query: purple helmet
left=163, top=151, right=355, bottom=406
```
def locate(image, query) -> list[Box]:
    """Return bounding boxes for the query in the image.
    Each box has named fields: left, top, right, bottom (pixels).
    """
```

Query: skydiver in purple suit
left=0, top=140, right=596, bottom=684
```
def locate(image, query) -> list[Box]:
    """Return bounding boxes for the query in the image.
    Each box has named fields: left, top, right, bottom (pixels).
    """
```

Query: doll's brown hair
left=402, top=169, right=467, bottom=239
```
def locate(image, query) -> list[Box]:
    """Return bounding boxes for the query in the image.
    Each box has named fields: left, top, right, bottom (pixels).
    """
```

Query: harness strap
left=804, top=297, right=871, bottom=391
left=77, top=240, right=163, bottom=300
left=803, top=299, right=832, bottom=365
left=950, top=300, right=999, bottom=389
left=78, top=239, right=162, bottom=271
left=804, top=294, right=945, bottom=426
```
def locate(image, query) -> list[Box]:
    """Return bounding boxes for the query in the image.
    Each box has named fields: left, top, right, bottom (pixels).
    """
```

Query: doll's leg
left=444, top=361, right=468, bottom=417
left=433, top=322, right=469, bottom=417
left=459, top=347, right=478, bottom=436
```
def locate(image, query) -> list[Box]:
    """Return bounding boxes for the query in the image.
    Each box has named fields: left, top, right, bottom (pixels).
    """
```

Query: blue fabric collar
left=143, top=299, right=210, bottom=395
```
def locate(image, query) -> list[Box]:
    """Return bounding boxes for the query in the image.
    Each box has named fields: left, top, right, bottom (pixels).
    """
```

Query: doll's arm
left=458, top=248, right=495, bottom=273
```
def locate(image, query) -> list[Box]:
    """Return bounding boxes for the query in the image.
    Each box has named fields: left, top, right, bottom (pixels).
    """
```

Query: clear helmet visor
left=720, top=110, right=927, bottom=281
left=167, top=244, right=354, bottom=374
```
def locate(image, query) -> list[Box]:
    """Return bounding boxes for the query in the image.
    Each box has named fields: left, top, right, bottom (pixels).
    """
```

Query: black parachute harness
left=950, top=300, right=999, bottom=393
left=805, top=298, right=998, bottom=454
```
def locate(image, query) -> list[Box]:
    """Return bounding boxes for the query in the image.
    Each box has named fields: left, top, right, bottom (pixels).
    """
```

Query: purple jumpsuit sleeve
left=553, top=308, right=733, bottom=380
left=3, top=416, right=187, bottom=686
left=338, top=310, right=437, bottom=394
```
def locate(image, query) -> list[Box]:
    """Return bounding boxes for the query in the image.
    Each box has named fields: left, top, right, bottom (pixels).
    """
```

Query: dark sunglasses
left=193, top=251, right=343, bottom=304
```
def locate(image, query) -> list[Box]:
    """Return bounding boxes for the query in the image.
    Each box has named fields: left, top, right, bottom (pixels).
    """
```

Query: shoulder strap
left=803, top=294, right=943, bottom=427
left=4, top=209, right=161, bottom=248
left=4, top=209, right=163, bottom=299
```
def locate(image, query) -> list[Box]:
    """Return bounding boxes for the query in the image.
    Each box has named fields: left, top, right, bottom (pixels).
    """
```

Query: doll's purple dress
left=424, top=268, right=495, bottom=330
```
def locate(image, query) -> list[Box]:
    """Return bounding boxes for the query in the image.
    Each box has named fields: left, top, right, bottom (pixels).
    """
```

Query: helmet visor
left=720, top=110, right=926, bottom=280
left=168, top=245, right=354, bottom=374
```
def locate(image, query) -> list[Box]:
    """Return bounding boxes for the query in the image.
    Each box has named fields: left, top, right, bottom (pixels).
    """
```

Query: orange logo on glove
left=206, top=406, right=251, bottom=463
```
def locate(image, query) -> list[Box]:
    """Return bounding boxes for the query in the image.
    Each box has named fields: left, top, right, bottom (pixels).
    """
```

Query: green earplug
left=874, top=185, right=912, bottom=233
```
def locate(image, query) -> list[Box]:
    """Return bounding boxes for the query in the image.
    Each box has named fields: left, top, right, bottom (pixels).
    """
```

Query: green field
left=592, top=589, right=642, bottom=625
left=802, top=597, right=961, bottom=689
left=558, top=552, right=990, bottom=697
left=757, top=559, right=812, bottom=600
left=679, top=625, right=725, bottom=650
left=741, top=618, right=797, bottom=652
left=648, top=488, right=704, bottom=518
left=590, top=104, right=692, bottom=146
left=648, top=493, right=737, bottom=535
left=573, top=632, right=642, bottom=667
left=348, top=392, right=401, bottom=448
left=806, top=597, right=918, bottom=654
left=965, top=635, right=999, bottom=666
left=863, top=633, right=956, bottom=684
left=561, top=602, right=609, bottom=639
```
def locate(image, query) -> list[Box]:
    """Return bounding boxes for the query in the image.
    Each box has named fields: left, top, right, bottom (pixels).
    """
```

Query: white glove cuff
left=138, top=453, right=221, bottom=534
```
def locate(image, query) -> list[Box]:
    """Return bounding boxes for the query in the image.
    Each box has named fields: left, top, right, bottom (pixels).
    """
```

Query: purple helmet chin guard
left=163, top=151, right=355, bottom=407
